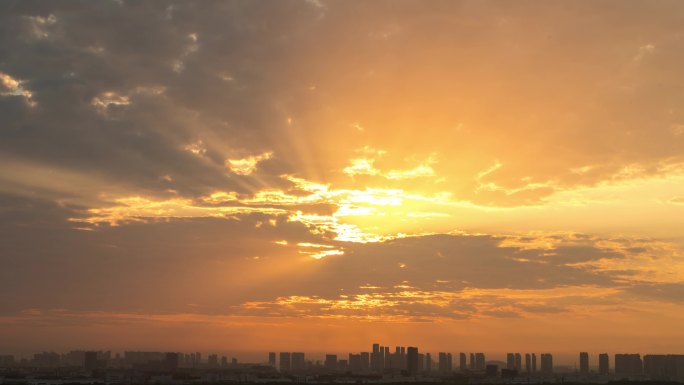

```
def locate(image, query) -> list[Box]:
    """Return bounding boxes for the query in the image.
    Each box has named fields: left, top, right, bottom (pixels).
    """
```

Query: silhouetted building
left=208, top=354, right=219, bottom=368
left=532, top=353, right=537, bottom=373
left=502, top=368, right=517, bottom=378
left=615, top=354, right=642, bottom=377
left=85, top=351, right=99, bottom=372
left=338, top=359, right=348, bottom=371
left=599, top=353, right=609, bottom=375
left=475, top=353, right=485, bottom=370
left=507, top=353, right=515, bottom=370
left=407, top=347, right=419, bottom=375
left=486, top=364, right=498, bottom=377
left=360, top=352, right=370, bottom=370
left=459, top=352, right=466, bottom=371
left=165, top=353, right=179, bottom=372
left=525, top=353, right=531, bottom=373
left=541, top=354, right=553, bottom=375
left=269, top=352, right=276, bottom=367
left=0, top=355, right=15, bottom=368
left=279, top=352, right=291, bottom=371
left=426, top=353, right=432, bottom=372
left=325, top=354, right=338, bottom=370
left=580, top=352, right=589, bottom=374
left=384, top=347, right=390, bottom=369
left=644, top=355, right=684, bottom=381
left=470, top=353, right=475, bottom=370
left=349, top=354, right=361, bottom=372
left=515, top=353, right=522, bottom=371
left=438, top=352, right=452, bottom=373
left=371, top=344, right=383, bottom=372
left=292, top=352, right=305, bottom=370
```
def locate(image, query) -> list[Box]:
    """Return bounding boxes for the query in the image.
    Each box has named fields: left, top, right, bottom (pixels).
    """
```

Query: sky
left=1, top=0, right=684, bottom=363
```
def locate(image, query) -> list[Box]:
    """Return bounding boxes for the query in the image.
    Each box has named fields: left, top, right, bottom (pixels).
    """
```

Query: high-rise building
left=360, top=352, right=370, bottom=371
left=525, top=353, right=531, bottom=373
left=338, top=359, right=348, bottom=371
left=384, top=347, right=390, bottom=369
left=292, top=352, right=305, bottom=370
left=349, top=354, right=362, bottom=372
left=475, top=353, right=485, bottom=370
left=438, top=352, right=452, bottom=373
left=165, top=353, right=179, bottom=372
left=470, top=353, right=475, bottom=370
left=279, top=352, right=291, bottom=371
left=580, top=352, right=589, bottom=374
left=426, top=353, right=432, bottom=372
left=268, top=352, right=276, bottom=367
left=325, top=354, right=338, bottom=371
left=615, top=354, right=642, bottom=377
left=0, top=355, right=15, bottom=368
left=643, top=354, right=684, bottom=380
left=532, top=353, right=537, bottom=373
left=208, top=354, right=219, bottom=368
left=541, top=354, right=553, bottom=375
left=599, top=353, right=609, bottom=375
left=515, top=353, right=522, bottom=371
left=459, top=353, right=466, bottom=371
left=407, top=347, right=419, bottom=375
left=371, top=344, right=381, bottom=372
left=84, top=351, right=98, bottom=372
left=507, top=353, right=515, bottom=370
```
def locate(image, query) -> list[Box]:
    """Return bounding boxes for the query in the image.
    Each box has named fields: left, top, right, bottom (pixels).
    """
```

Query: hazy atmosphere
left=2, top=0, right=684, bottom=363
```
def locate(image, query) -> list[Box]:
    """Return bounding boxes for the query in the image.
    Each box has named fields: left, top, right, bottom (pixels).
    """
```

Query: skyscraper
left=279, top=352, right=291, bottom=371
left=515, top=353, right=522, bottom=371
left=84, top=351, right=98, bottom=372
left=291, top=352, right=305, bottom=370
left=615, top=354, right=642, bottom=377
left=324, top=354, right=338, bottom=371
left=438, top=352, right=452, bottom=373
left=541, top=354, right=553, bottom=375
left=371, top=344, right=382, bottom=372
left=475, top=353, right=485, bottom=370
left=507, top=353, right=515, bottom=370
left=580, top=352, right=589, bottom=374
left=426, top=353, right=432, bottom=372
left=165, top=353, right=179, bottom=372
left=349, top=354, right=362, bottom=372
left=459, top=353, right=466, bottom=371
left=384, top=347, right=390, bottom=369
left=268, top=352, right=276, bottom=367
left=470, top=353, right=475, bottom=370
left=407, top=347, right=419, bottom=375
left=525, top=353, right=531, bottom=374
left=599, top=353, right=609, bottom=375
left=360, top=352, right=370, bottom=371
left=532, top=353, right=537, bottom=373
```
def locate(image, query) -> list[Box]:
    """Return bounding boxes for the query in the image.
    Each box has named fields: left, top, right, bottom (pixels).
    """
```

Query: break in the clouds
left=1, top=0, right=684, bottom=353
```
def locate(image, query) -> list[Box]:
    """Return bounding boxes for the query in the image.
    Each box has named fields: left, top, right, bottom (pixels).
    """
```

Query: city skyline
left=2, top=0, right=684, bottom=359
left=2, top=346, right=680, bottom=370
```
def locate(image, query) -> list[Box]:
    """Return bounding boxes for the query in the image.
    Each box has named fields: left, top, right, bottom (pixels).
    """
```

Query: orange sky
left=1, top=0, right=684, bottom=363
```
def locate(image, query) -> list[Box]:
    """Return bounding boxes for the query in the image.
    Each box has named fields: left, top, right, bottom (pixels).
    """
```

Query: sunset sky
left=2, top=0, right=684, bottom=362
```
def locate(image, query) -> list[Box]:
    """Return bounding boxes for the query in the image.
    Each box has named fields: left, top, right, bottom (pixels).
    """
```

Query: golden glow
left=226, top=152, right=273, bottom=175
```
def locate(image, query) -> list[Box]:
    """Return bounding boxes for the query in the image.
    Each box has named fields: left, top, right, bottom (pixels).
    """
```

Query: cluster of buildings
left=2, top=347, right=684, bottom=384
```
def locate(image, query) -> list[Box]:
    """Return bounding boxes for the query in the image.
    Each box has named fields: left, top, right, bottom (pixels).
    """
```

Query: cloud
left=226, top=151, right=273, bottom=175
